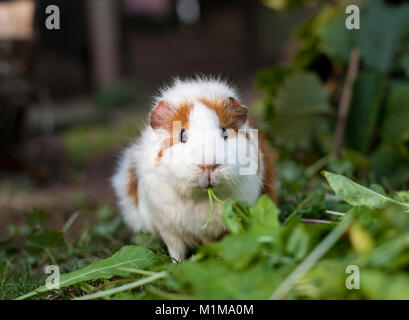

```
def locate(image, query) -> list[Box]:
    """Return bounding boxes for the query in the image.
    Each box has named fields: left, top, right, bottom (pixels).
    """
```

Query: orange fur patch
left=152, top=101, right=193, bottom=161
left=199, top=97, right=248, bottom=131
left=259, top=133, right=277, bottom=203
left=127, top=166, right=139, bottom=207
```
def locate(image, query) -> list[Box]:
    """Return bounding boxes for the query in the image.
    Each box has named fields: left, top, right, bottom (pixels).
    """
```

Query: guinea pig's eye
left=221, top=126, right=228, bottom=140
left=180, top=128, right=188, bottom=143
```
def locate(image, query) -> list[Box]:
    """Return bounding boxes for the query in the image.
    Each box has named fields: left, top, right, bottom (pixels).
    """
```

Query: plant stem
left=117, top=267, right=157, bottom=276
left=283, top=191, right=317, bottom=225
left=202, top=188, right=214, bottom=229
left=74, top=271, right=168, bottom=300
left=62, top=211, right=81, bottom=234
left=44, top=247, right=57, bottom=265
left=232, top=204, right=250, bottom=224
left=209, top=188, right=225, bottom=205
left=305, top=155, right=330, bottom=178
left=325, top=210, right=345, bottom=216
left=92, top=279, right=134, bottom=293
left=300, top=218, right=335, bottom=224
left=332, top=48, right=360, bottom=157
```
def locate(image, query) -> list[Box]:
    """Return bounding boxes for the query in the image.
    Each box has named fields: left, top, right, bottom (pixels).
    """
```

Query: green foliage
left=254, top=70, right=332, bottom=151
left=17, top=246, right=160, bottom=300
left=26, top=228, right=65, bottom=255
left=5, top=0, right=409, bottom=302
left=7, top=172, right=409, bottom=300
left=322, top=171, right=409, bottom=210
left=94, top=83, right=137, bottom=109
left=256, top=0, right=409, bottom=188
left=346, top=72, right=385, bottom=153
left=24, top=209, right=51, bottom=226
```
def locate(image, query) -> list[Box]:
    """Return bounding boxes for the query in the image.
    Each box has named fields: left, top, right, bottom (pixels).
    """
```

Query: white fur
left=112, top=77, right=264, bottom=261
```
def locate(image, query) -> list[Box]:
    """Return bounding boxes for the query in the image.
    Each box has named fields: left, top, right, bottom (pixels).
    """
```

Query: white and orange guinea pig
left=112, top=76, right=276, bottom=262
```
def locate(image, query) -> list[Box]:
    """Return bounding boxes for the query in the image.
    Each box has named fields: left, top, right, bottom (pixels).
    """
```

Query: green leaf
left=222, top=199, right=249, bottom=234
left=381, top=82, right=409, bottom=144
left=26, top=228, right=65, bottom=254
left=271, top=72, right=331, bottom=150
left=357, top=0, right=409, bottom=72
left=275, top=72, right=330, bottom=114
left=285, top=223, right=311, bottom=261
left=319, top=0, right=409, bottom=72
left=253, top=65, right=294, bottom=95
left=371, top=143, right=409, bottom=186
left=400, top=51, right=409, bottom=78
left=346, top=72, right=385, bottom=153
left=319, top=6, right=356, bottom=64
left=24, top=209, right=50, bottom=226
left=361, top=270, right=409, bottom=299
left=349, top=222, right=375, bottom=254
left=249, top=195, right=280, bottom=229
left=16, top=245, right=159, bottom=300
left=322, top=171, right=409, bottom=210
left=169, top=260, right=282, bottom=299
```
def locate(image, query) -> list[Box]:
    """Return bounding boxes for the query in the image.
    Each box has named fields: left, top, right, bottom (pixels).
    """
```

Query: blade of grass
left=117, top=267, right=156, bottom=276
left=62, top=211, right=81, bottom=234
left=74, top=271, right=168, bottom=300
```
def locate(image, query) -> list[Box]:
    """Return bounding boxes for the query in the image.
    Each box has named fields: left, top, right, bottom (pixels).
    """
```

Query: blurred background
left=0, top=0, right=309, bottom=235
left=1, top=0, right=409, bottom=257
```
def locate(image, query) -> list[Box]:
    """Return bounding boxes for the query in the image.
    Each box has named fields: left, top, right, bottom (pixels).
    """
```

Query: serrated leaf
left=16, top=245, right=159, bottom=300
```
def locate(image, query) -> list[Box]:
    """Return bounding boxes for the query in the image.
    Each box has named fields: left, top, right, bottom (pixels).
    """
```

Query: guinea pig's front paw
left=162, top=232, right=188, bottom=263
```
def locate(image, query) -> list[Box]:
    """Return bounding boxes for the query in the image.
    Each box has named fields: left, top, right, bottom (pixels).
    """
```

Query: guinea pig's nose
left=198, top=164, right=219, bottom=173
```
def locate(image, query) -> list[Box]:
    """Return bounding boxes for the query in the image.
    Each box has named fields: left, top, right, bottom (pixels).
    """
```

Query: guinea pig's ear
left=149, top=100, right=174, bottom=130
left=226, top=97, right=248, bottom=128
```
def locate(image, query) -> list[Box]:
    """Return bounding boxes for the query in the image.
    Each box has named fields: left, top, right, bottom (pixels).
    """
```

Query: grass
left=0, top=205, right=165, bottom=300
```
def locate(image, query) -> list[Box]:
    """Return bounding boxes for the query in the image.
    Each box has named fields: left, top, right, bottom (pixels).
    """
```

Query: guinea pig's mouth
left=197, top=172, right=219, bottom=188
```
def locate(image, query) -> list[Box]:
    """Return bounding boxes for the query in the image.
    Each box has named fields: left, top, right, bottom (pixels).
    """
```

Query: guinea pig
left=111, top=76, right=276, bottom=261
